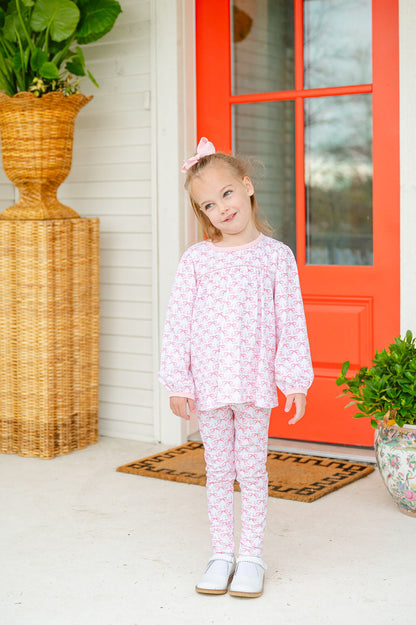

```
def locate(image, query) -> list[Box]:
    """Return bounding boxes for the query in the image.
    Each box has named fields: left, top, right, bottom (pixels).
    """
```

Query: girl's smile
left=189, top=164, right=259, bottom=246
left=223, top=211, right=237, bottom=222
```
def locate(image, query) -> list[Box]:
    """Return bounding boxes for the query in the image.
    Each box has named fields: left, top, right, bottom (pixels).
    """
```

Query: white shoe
left=195, top=553, right=236, bottom=595
left=228, top=556, right=267, bottom=598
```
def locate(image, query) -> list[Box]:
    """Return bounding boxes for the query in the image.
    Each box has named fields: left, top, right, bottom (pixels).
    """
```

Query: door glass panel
left=231, top=0, right=294, bottom=95
left=304, top=0, right=372, bottom=89
left=233, top=101, right=296, bottom=253
left=305, top=94, right=373, bottom=265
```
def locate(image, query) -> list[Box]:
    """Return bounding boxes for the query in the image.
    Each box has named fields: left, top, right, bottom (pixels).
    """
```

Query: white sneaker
left=195, top=553, right=236, bottom=595
left=228, top=556, right=267, bottom=598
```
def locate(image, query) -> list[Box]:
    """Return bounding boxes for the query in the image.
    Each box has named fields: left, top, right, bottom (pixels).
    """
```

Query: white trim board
left=152, top=0, right=197, bottom=445
left=400, top=0, right=416, bottom=336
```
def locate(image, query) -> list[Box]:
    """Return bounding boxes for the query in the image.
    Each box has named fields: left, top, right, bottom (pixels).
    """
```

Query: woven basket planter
left=0, top=219, right=100, bottom=458
left=0, top=92, right=100, bottom=458
left=0, top=91, right=92, bottom=220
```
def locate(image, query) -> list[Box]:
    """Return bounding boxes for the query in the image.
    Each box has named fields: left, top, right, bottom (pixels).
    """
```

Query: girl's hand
left=285, top=393, right=306, bottom=425
left=169, top=396, right=196, bottom=421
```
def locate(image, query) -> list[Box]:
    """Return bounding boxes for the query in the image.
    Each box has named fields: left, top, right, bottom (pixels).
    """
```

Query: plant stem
left=15, top=0, right=36, bottom=55
left=43, top=17, right=54, bottom=57
left=15, top=31, right=27, bottom=92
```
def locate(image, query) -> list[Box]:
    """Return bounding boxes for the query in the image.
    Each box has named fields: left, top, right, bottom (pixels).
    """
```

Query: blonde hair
left=184, top=152, right=273, bottom=242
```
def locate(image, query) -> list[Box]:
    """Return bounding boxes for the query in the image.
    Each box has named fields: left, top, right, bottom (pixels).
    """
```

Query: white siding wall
left=60, top=0, right=155, bottom=441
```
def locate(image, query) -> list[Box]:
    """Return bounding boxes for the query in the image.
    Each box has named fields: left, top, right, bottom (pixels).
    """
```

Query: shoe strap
left=208, top=553, right=235, bottom=565
left=236, top=556, right=267, bottom=570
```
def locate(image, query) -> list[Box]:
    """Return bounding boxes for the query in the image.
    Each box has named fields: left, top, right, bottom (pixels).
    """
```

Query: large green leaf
left=76, top=0, right=121, bottom=45
left=65, top=44, right=86, bottom=77
left=30, top=46, right=48, bottom=71
left=66, top=58, right=83, bottom=75
left=31, top=0, right=80, bottom=42
left=39, top=60, right=59, bottom=78
left=3, top=0, right=35, bottom=41
left=3, top=10, right=22, bottom=42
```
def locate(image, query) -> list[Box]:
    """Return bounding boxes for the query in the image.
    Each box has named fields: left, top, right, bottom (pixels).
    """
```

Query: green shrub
left=336, top=330, right=416, bottom=428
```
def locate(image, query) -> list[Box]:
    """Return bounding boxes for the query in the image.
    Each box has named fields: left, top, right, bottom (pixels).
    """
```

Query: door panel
left=305, top=296, right=373, bottom=368
left=196, top=0, right=399, bottom=446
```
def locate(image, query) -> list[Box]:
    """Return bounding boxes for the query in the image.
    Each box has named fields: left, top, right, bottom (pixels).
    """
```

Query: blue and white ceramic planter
left=375, top=422, right=416, bottom=517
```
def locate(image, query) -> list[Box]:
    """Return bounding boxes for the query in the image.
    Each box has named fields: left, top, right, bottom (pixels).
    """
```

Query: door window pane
left=231, top=0, right=294, bottom=95
left=304, top=0, right=372, bottom=89
left=233, top=101, right=296, bottom=252
left=305, top=94, right=373, bottom=265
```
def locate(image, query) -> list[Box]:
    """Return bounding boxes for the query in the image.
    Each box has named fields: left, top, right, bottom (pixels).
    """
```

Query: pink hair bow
left=181, top=137, right=216, bottom=173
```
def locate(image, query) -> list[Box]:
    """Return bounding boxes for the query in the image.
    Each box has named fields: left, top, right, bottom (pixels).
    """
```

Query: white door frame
left=151, top=0, right=198, bottom=445
left=399, top=0, right=416, bottom=336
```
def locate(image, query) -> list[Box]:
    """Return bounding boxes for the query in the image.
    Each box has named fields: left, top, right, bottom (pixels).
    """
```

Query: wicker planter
left=0, top=91, right=92, bottom=220
left=0, top=219, right=100, bottom=458
left=0, top=92, right=99, bottom=458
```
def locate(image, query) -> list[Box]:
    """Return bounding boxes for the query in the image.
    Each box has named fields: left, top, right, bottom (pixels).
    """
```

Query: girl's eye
left=224, top=190, right=232, bottom=198
left=204, top=203, right=214, bottom=211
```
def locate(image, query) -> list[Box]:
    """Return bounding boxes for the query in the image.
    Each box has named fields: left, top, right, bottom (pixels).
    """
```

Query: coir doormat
left=117, top=441, right=374, bottom=503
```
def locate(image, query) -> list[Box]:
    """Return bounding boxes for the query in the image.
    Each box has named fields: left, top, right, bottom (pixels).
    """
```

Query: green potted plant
left=0, top=0, right=122, bottom=219
left=0, top=0, right=122, bottom=96
left=337, top=331, right=416, bottom=517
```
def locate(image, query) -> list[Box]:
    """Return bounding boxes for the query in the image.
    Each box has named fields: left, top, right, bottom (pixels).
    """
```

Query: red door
left=196, top=0, right=400, bottom=446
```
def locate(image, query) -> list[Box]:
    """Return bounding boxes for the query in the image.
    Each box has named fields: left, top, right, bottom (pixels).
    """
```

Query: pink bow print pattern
left=181, top=137, right=216, bottom=173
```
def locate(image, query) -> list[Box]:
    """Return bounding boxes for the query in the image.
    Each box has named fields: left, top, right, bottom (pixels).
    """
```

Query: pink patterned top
left=159, top=233, right=313, bottom=410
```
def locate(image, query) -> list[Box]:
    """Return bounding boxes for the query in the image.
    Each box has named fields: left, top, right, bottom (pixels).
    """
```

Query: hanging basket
left=0, top=91, right=92, bottom=220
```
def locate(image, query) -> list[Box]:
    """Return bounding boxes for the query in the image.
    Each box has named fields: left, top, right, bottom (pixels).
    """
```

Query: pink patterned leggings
left=198, top=403, right=271, bottom=557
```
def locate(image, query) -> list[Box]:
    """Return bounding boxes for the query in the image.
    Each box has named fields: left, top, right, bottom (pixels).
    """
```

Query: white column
left=400, top=0, right=416, bottom=336
left=151, top=0, right=197, bottom=445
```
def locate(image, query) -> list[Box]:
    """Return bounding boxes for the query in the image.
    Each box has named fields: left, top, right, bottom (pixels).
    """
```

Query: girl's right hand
left=169, top=396, right=196, bottom=420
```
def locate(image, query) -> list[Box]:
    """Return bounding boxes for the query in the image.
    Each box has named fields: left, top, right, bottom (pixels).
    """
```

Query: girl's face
left=190, top=164, right=258, bottom=244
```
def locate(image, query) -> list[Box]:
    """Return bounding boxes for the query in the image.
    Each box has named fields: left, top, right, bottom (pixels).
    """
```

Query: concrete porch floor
left=1, top=436, right=415, bottom=625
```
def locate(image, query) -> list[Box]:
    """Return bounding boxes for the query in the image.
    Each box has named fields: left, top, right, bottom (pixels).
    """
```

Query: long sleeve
left=274, top=245, right=314, bottom=396
left=158, top=251, right=197, bottom=399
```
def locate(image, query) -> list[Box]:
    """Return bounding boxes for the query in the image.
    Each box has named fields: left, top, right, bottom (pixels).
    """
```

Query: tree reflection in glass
left=304, top=0, right=372, bottom=89
left=305, top=94, right=373, bottom=265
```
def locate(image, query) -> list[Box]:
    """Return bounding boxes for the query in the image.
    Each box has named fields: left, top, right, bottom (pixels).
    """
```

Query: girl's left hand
left=285, top=393, right=306, bottom=425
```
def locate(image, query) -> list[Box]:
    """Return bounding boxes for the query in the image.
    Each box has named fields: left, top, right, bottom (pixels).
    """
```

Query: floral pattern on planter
left=375, top=424, right=416, bottom=517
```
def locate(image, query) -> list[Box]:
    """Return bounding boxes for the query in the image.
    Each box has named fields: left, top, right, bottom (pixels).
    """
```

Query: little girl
left=159, top=138, right=313, bottom=598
